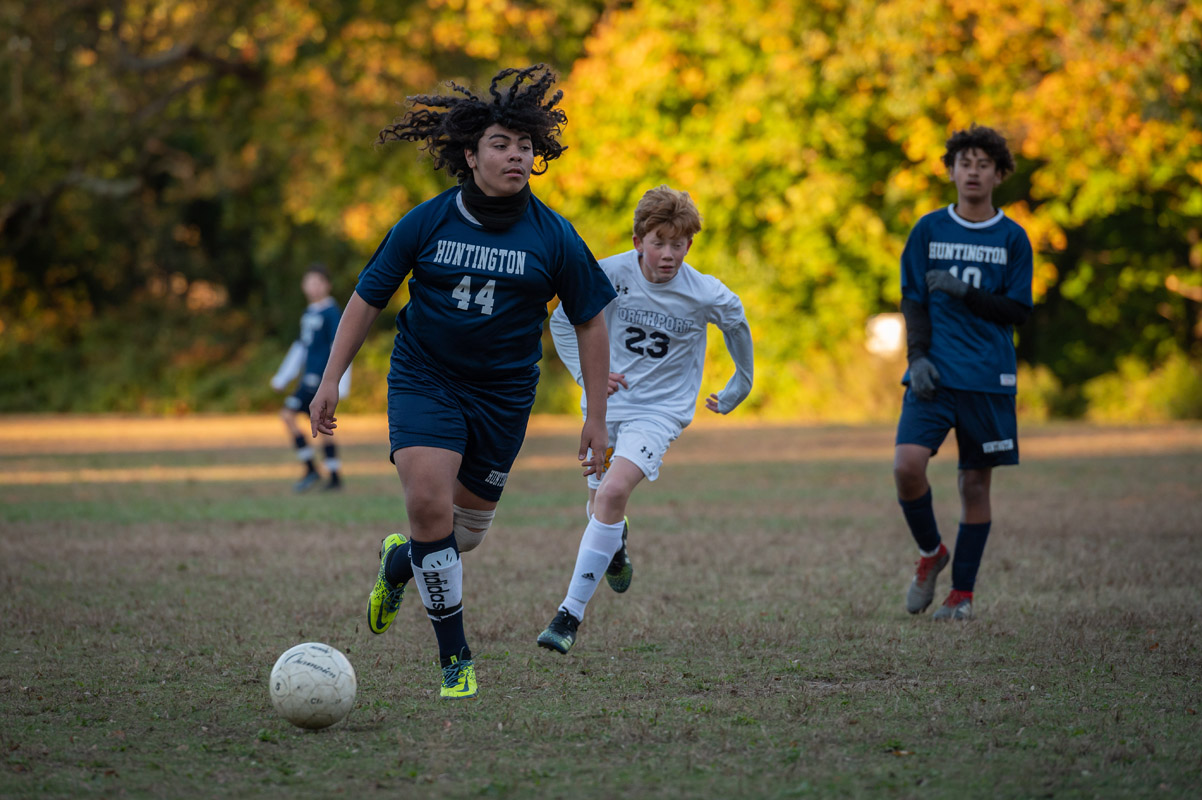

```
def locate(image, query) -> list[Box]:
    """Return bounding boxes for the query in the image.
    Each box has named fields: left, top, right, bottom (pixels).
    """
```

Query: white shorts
left=587, top=416, right=682, bottom=490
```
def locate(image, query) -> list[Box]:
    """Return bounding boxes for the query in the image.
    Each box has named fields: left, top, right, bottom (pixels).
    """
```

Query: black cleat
left=605, top=517, right=633, bottom=593
left=536, top=609, right=580, bottom=654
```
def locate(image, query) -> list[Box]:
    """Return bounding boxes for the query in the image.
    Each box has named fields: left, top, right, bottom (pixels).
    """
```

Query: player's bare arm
left=311, top=291, right=382, bottom=437
left=574, top=311, right=610, bottom=475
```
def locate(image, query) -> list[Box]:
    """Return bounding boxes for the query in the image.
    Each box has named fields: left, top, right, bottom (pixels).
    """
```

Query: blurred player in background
left=271, top=264, right=350, bottom=492
left=894, top=125, right=1033, bottom=621
left=309, top=65, right=615, bottom=698
left=537, top=185, right=754, bottom=654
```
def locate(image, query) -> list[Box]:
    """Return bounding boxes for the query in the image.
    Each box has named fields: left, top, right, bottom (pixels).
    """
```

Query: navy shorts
left=387, top=334, right=537, bottom=502
left=284, top=376, right=320, bottom=415
left=896, top=387, right=1019, bottom=469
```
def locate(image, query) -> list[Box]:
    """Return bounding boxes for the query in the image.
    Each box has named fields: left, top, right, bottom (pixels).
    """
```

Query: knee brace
left=452, top=505, right=495, bottom=553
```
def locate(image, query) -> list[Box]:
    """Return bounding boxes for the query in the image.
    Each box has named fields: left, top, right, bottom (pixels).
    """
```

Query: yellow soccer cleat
left=439, top=650, right=478, bottom=699
left=367, top=534, right=407, bottom=635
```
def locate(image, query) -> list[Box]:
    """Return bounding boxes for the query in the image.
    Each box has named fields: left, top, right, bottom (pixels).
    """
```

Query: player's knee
left=452, top=505, right=495, bottom=552
left=592, top=484, right=630, bottom=520
left=958, top=471, right=991, bottom=504
left=893, top=460, right=925, bottom=493
left=403, top=494, right=450, bottom=532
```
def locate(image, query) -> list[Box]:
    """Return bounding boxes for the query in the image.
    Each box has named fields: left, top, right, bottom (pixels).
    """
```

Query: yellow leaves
left=679, top=67, right=708, bottom=97
left=420, top=0, right=565, bottom=59
left=341, top=204, right=378, bottom=244
left=760, top=33, right=792, bottom=54
left=802, top=30, right=830, bottom=61
left=900, top=120, right=941, bottom=166
left=890, top=168, right=929, bottom=195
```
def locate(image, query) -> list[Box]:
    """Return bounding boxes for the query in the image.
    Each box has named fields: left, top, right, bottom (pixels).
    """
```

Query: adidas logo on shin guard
left=580, top=572, right=596, bottom=581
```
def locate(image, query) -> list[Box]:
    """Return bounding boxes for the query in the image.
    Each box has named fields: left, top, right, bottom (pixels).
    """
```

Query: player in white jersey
left=536, top=185, right=754, bottom=654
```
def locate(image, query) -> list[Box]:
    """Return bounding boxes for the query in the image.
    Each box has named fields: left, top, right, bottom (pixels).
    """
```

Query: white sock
left=919, top=544, right=942, bottom=558
left=560, top=516, right=625, bottom=622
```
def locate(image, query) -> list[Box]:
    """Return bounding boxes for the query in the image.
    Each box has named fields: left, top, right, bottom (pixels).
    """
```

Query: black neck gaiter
left=459, top=175, right=531, bottom=231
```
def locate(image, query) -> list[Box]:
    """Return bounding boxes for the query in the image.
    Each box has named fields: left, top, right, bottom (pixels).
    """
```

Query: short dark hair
left=303, top=263, right=330, bottom=281
left=942, top=125, right=1015, bottom=177
left=378, top=64, right=567, bottom=180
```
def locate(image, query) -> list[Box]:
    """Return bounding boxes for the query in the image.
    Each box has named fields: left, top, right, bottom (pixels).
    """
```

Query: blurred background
left=2, top=0, right=1199, bottom=422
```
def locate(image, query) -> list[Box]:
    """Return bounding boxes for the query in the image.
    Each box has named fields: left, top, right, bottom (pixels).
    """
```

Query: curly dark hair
left=942, top=125, right=1015, bottom=177
left=378, top=64, right=568, bottom=179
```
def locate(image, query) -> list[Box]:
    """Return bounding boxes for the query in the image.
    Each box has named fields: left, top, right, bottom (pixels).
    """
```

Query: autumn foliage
left=1, top=0, right=1199, bottom=418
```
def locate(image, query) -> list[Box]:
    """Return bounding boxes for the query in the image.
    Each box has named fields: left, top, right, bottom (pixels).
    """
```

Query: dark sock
left=384, top=540, right=414, bottom=585
left=951, top=521, right=992, bottom=592
left=440, top=646, right=472, bottom=668
left=293, top=435, right=317, bottom=474
left=323, top=443, right=340, bottom=482
left=410, top=534, right=468, bottom=662
left=899, top=489, right=941, bottom=553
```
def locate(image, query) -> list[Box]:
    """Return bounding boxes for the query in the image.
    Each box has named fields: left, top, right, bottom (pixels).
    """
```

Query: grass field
left=2, top=415, right=1200, bottom=799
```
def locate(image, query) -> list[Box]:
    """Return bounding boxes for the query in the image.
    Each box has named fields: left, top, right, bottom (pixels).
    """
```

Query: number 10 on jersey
left=453, top=276, right=496, bottom=315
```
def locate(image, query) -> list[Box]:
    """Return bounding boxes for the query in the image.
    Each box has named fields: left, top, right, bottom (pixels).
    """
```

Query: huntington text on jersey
left=434, top=239, right=527, bottom=275
left=928, top=242, right=1008, bottom=264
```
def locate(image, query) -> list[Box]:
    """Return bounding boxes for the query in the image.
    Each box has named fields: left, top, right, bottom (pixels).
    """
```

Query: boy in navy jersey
left=894, top=125, right=1033, bottom=621
left=309, top=66, right=615, bottom=698
left=270, top=264, right=350, bottom=492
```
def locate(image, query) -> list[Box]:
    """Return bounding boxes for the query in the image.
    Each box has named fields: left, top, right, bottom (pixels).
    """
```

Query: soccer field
left=1, top=416, right=1200, bottom=799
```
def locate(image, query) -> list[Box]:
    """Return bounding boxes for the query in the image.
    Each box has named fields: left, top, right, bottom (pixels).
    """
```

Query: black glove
left=926, top=270, right=968, bottom=299
left=908, top=356, right=940, bottom=401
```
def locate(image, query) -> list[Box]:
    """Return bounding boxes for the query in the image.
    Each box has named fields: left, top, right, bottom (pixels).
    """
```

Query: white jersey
left=550, top=249, right=750, bottom=427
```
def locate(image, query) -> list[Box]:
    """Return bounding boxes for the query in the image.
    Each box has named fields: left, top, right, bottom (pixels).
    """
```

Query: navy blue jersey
left=901, top=205, right=1033, bottom=395
left=300, top=299, right=342, bottom=377
left=272, top=297, right=349, bottom=395
left=356, top=187, right=616, bottom=380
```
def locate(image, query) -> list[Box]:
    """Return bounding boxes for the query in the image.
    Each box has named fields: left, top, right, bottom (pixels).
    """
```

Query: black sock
left=385, top=540, right=414, bottom=585
left=323, top=443, right=340, bottom=481
left=951, top=522, right=991, bottom=592
left=410, top=533, right=468, bottom=662
left=899, top=489, right=941, bottom=553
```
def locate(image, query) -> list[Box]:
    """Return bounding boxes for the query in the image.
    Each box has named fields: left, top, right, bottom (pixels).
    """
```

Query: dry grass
left=1, top=417, right=1200, bottom=799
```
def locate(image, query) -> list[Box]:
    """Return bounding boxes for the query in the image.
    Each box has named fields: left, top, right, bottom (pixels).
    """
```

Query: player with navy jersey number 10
left=537, top=185, right=754, bottom=654
left=308, top=65, right=616, bottom=699
left=894, top=125, right=1034, bottom=622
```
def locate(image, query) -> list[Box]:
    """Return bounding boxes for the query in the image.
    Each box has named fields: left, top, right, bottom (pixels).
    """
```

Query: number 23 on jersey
left=625, top=326, right=670, bottom=358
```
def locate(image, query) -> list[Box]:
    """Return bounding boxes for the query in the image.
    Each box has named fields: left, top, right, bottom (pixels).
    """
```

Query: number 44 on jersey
left=453, top=276, right=496, bottom=315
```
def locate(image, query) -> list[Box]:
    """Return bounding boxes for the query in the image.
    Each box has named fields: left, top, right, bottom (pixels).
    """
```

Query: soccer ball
left=269, top=642, right=357, bottom=730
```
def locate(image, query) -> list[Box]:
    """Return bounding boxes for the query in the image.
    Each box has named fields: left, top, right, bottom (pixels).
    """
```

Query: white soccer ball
left=269, top=642, right=357, bottom=730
